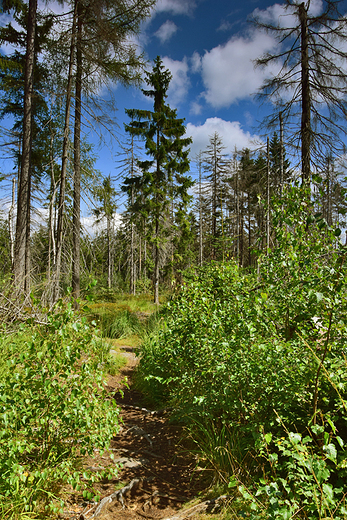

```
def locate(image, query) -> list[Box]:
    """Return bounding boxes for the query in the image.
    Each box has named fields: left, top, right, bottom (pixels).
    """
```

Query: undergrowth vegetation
left=138, top=186, right=347, bottom=519
left=0, top=299, right=121, bottom=519
left=88, top=297, right=161, bottom=341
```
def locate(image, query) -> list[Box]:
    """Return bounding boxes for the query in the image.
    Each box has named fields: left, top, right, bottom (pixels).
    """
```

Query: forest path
left=63, top=345, right=209, bottom=520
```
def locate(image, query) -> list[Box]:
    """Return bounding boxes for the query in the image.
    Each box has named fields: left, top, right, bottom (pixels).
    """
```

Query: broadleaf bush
left=0, top=299, right=120, bottom=519
left=138, top=185, right=347, bottom=518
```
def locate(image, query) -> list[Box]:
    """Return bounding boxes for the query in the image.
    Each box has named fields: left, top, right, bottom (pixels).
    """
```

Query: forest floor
left=58, top=344, right=227, bottom=520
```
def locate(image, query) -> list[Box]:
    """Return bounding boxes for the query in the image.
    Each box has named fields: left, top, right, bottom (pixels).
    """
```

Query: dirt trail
left=62, top=346, right=207, bottom=520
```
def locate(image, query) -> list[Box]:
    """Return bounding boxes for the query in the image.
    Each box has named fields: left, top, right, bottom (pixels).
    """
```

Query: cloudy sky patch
left=155, top=20, right=178, bottom=43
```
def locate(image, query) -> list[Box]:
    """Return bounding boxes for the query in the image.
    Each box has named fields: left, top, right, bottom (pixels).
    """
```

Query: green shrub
left=138, top=185, right=347, bottom=516
left=0, top=300, right=120, bottom=519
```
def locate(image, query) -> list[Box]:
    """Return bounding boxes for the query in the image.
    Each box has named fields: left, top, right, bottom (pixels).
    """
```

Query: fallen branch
left=88, top=477, right=154, bottom=518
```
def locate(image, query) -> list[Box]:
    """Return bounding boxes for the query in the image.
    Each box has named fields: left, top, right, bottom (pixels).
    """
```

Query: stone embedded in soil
left=112, top=456, right=149, bottom=468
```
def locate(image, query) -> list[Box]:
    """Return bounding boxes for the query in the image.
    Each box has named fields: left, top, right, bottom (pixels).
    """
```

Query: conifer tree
left=123, top=56, right=193, bottom=304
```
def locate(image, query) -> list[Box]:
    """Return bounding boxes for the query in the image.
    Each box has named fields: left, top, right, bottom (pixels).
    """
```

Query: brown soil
left=59, top=346, right=207, bottom=520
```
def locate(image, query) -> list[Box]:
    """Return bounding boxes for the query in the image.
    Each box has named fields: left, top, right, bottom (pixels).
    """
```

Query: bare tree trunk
left=24, top=165, right=31, bottom=293
left=154, top=240, right=159, bottom=305
left=326, top=156, right=332, bottom=226
left=107, top=216, right=111, bottom=289
left=248, top=192, right=251, bottom=267
left=220, top=184, right=225, bottom=262
left=279, top=111, right=284, bottom=196
left=55, top=2, right=77, bottom=300
left=235, top=150, right=240, bottom=264
left=267, top=137, right=270, bottom=252
left=130, top=133, right=135, bottom=295
left=139, top=235, right=142, bottom=278
left=299, top=3, right=311, bottom=184
left=48, top=123, right=57, bottom=283
left=9, top=177, right=16, bottom=270
left=211, top=144, right=217, bottom=260
left=14, top=0, right=37, bottom=293
left=198, top=155, right=203, bottom=266
left=72, top=1, right=82, bottom=304
left=154, top=128, right=160, bottom=305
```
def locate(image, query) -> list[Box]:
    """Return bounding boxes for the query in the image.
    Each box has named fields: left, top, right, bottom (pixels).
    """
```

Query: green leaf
left=336, top=436, right=344, bottom=448
left=315, top=292, right=323, bottom=303
left=289, top=432, right=301, bottom=445
left=264, top=433, right=272, bottom=444
left=228, top=476, right=237, bottom=488
left=322, top=483, right=334, bottom=503
left=323, top=443, right=337, bottom=463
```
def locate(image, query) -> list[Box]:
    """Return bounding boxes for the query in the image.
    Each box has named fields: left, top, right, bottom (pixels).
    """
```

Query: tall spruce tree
left=123, top=56, right=193, bottom=304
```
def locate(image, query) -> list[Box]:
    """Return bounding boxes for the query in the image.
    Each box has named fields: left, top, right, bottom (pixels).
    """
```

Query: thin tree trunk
left=130, top=132, right=135, bottom=295
left=299, top=3, right=311, bottom=184
left=107, top=216, right=111, bottom=289
left=14, top=0, right=37, bottom=293
left=248, top=192, right=251, bottom=266
left=72, top=0, right=82, bottom=303
left=139, top=235, right=142, bottom=277
left=154, top=127, right=160, bottom=305
left=267, top=137, right=270, bottom=252
left=326, top=157, right=332, bottom=226
left=55, top=2, right=78, bottom=300
left=279, top=111, right=284, bottom=196
left=199, top=155, right=203, bottom=266
left=235, top=150, right=239, bottom=263
left=240, top=192, right=244, bottom=267
left=9, top=177, right=16, bottom=270
left=211, top=143, right=217, bottom=260
left=24, top=164, right=31, bottom=293
left=48, top=123, right=57, bottom=284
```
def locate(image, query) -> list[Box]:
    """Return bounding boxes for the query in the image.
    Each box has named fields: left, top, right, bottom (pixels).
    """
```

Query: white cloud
left=200, top=31, right=278, bottom=108
left=190, top=101, right=203, bottom=115
left=81, top=214, right=122, bottom=236
left=154, top=20, right=178, bottom=43
left=217, top=20, right=233, bottom=32
left=197, top=0, right=327, bottom=110
left=252, top=0, right=323, bottom=28
left=190, top=51, right=202, bottom=73
left=154, top=0, right=196, bottom=16
left=39, top=0, right=69, bottom=15
left=162, top=56, right=190, bottom=106
left=186, top=117, right=262, bottom=157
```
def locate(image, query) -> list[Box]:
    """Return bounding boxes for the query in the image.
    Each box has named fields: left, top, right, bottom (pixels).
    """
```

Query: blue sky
left=93, top=0, right=346, bottom=185
left=104, top=0, right=279, bottom=173
left=1, top=0, right=347, bottom=223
